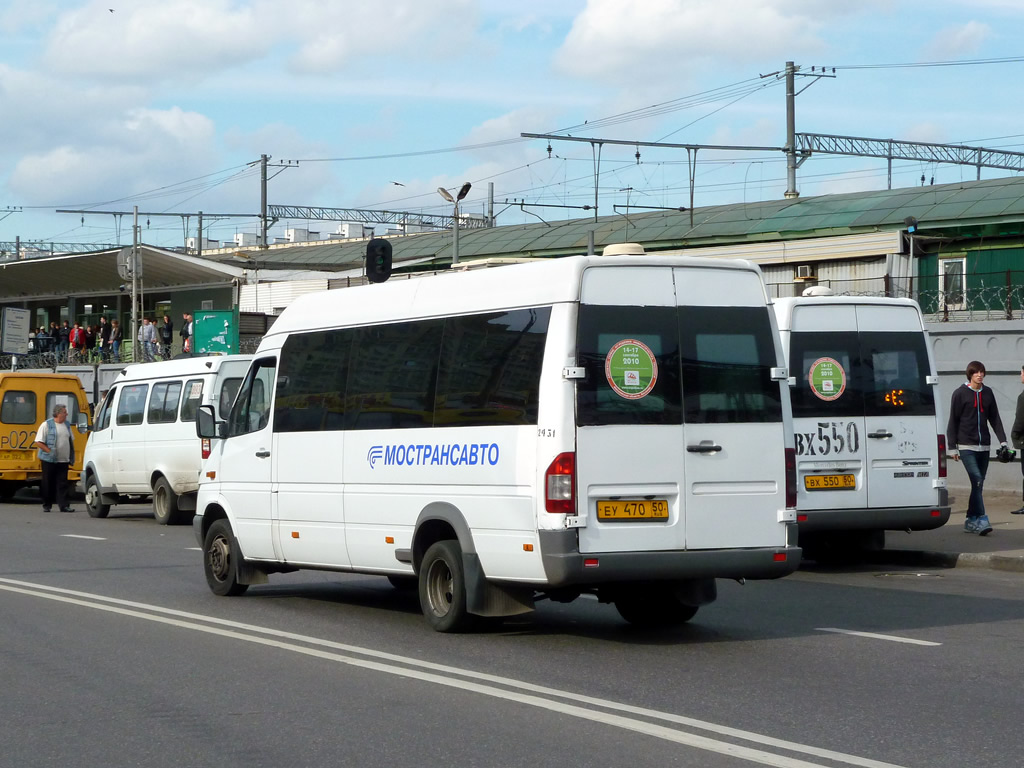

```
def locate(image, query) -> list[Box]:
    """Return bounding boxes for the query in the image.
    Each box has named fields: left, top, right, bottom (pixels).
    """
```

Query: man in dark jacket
left=1011, top=365, right=1024, bottom=515
left=947, top=360, right=1008, bottom=535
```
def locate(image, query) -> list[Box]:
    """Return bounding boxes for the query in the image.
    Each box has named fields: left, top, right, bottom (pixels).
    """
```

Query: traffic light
left=365, top=238, right=392, bottom=283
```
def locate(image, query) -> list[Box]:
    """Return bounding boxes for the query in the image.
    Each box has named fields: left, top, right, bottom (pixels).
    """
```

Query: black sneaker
left=60, top=507, right=75, bottom=513
left=42, top=507, right=52, bottom=513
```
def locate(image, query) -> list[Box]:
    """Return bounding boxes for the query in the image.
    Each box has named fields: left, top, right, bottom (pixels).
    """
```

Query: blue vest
left=38, top=418, right=75, bottom=465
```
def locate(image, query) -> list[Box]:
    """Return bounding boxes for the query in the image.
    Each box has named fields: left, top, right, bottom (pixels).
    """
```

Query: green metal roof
left=206, top=174, right=1024, bottom=272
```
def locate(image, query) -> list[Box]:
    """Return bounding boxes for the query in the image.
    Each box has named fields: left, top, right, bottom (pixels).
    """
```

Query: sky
left=3, top=0, right=1024, bottom=252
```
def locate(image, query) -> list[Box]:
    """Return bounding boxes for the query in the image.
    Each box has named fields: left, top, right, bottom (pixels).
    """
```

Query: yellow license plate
left=596, top=499, right=669, bottom=521
left=0, top=451, right=28, bottom=460
left=804, top=474, right=856, bottom=491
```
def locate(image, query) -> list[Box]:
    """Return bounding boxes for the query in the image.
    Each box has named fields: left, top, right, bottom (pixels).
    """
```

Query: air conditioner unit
left=795, top=264, right=815, bottom=279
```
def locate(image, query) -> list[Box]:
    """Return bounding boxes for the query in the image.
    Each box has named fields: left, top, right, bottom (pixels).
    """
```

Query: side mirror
left=196, top=404, right=219, bottom=439
left=77, top=413, right=89, bottom=432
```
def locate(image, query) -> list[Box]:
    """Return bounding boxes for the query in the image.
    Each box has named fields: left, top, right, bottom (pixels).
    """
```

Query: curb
left=868, top=549, right=1024, bottom=573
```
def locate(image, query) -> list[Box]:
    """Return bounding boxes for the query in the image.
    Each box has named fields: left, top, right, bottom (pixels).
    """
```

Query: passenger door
left=219, top=358, right=278, bottom=560
left=112, top=383, right=149, bottom=491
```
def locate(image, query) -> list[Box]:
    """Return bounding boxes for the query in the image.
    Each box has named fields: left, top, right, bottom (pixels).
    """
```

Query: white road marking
left=816, top=627, right=941, bottom=646
left=0, top=577, right=910, bottom=768
left=60, top=534, right=106, bottom=541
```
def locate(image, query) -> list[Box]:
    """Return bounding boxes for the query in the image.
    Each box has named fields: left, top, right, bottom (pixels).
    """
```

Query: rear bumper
left=538, top=529, right=801, bottom=586
left=797, top=489, right=950, bottom=532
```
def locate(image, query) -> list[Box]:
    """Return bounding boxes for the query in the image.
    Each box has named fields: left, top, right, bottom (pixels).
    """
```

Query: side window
left=116, top=384, right=149, bottom=426
left=148, top=381, right=182, bottom=424
left=95, top=388, right=115, bottom=431
left=1, top=391, right=37, bottom=424
left=576, top=304, right=682, bottom=426
left=435, top=308, right=550, bottom=427
left=346, top=320, right=444, bottom=430
left=275, top=329, right=353, bottom=433
left=788, top=332, right=862, bottom=419
left=228, top=359, right=277, bottom=437
left=180, top=379, right=205, bottom=422
left=679, top=306, right=782, bottom=424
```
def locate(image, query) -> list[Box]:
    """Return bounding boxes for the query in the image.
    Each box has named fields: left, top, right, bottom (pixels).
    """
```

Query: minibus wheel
left=152, top=477, right=180, bottom=525
left=614, top=589, right=699, bottom=628
left=419, top=540, right=473, bottom=632
left=84, top=475, right=109, bottom=518
left=204, top=519, right=249, bottom=597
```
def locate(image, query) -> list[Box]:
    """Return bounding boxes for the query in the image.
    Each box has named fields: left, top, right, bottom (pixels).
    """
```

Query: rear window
left=1, top=391, right=37, bottom=424
left=576, top=304, right=782, bottom=426
left=180, top=379, right=204, bottom=422
left=789, top=331, right=934, bottom=418
left=46, top=392, right=81, bottom=423
left=148, top=381, right=182, bottom=424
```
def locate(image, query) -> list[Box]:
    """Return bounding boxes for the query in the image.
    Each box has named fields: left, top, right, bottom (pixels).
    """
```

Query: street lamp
left=438, top=182, right=472, bottom=265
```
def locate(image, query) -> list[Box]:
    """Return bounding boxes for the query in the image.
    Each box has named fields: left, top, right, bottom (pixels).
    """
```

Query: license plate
left=804, top=474, right=856, bottom=491
left=596, top=499, right=669, bottom=521
left=0, top=451, right=28, bottom=460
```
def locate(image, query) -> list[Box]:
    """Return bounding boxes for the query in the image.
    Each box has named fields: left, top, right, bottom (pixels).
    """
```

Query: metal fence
left=767, top=269, right=1024, bottom=323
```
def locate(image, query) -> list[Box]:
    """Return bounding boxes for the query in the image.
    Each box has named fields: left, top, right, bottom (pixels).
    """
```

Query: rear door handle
left=867, top=430, right=893, bottom=439
left=255, top=449, right=270, bottom=458
left=686, top=440, right=722, bottom=454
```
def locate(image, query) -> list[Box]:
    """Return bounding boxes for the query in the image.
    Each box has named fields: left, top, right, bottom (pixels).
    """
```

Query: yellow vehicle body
left=0, top=372, right=91, bottom=500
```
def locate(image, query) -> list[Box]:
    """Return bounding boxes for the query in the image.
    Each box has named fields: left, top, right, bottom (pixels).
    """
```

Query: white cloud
left=555, top=0, right=828, bottom=88
left=922, top=21, right=993, bottom=60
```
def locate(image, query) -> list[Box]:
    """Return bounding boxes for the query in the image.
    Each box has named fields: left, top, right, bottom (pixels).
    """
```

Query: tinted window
left=45, top=392, right=81, bottom=423
left=275, top=329, right=353, bottom=432
left=1, top=391, right=37, bottom=424
left=576, top=305, right=682, bottom=426
left=346, top=320, right=444, bottom=430
left=180, top=379, right=204, bottom=422
left=147, top=381, right=182, bottom=424
left=95, top=388, right=115, bottom=431
left=116, top=384, right=148, bottom=426
left=218, top=378, right=243, bottom=421
left=435, top=308, right=549, bottom=427
left=788, top=332, right=862, bottom=419
left=861, top=332, right=935, bottom=417
left=679, top=306, right=782, bottom=424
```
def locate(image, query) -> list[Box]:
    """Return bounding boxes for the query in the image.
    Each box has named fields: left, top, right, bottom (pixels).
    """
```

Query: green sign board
left=192, top=309, right=239, bottom=355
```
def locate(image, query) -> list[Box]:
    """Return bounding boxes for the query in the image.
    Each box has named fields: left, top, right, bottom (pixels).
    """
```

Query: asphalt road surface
left=1, top=496, right=1021, bottom=768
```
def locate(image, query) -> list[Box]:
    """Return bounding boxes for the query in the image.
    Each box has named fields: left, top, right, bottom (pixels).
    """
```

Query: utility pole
left=197, top=211, right=203, bottom=259
left=131, top=206, right=139, bottom=362
left=260, top=154, right=269, bottom=249
left=785, top=61, right=798, bottom=199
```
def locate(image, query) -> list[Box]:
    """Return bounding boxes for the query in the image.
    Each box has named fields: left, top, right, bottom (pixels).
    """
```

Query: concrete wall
left=927, top=318, right=1024, bottom=494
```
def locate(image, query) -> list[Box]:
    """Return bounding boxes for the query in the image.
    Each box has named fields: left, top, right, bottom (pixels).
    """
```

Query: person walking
left=160, top=314, right=174, bottom=358
left=139, top=318, right=156, bottom=362
left=33, top=404, right=76, bottom=513
left=947, top=360, right=1008, bottom=535
left=1011, top=364, right=1024, bottom=515
left=109, top=319, right=122, bottom=362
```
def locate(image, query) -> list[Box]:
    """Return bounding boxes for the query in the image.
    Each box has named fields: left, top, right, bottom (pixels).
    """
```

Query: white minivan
left=82, top=355, right=252, bottom=524
left=194, top=247, right=800, bottom=631
left=774, top=292, right=950, bottom=558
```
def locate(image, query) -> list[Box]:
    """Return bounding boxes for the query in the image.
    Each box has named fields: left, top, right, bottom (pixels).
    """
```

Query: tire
left=387, top=575, right=418, bottom=591
left=84, top=475, right=110, bottom=518
left=152, top=476, right=181, bottom=525
left=0, top=481, right=17, bottom=502
left=418, top=540, right=474, bottom=633
left=203, top=519, right=249, bottom=597
left=614, top=589, right=700, bottom=628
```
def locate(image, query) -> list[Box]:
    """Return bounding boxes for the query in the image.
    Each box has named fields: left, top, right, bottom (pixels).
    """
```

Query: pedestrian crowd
left=24, top=312, right=193, bottom=364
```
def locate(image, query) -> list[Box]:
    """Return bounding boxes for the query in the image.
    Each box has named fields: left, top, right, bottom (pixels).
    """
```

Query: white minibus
left=82, top=355, right=252, bottom=524
left=774, top=292, right=950, bottom=559
left=194, top=247, right=800, bottom=631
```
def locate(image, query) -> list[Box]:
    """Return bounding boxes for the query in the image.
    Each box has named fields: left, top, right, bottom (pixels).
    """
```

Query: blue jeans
left=960, top=449, right=990, bottom=518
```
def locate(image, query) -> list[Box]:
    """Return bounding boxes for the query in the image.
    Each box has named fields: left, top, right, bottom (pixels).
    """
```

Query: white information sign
left=1, top=307, right=31, bottom=355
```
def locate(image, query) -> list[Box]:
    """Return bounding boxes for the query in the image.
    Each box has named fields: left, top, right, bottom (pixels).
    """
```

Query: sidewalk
left=871, top=488, right=1024, bottom=572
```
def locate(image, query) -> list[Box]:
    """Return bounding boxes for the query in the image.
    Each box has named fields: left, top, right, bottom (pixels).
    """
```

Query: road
left=1, top=496, right=1021, bottom=768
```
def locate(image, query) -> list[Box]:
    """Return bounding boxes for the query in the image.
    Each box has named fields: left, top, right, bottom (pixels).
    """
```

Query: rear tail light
left=785, top=447, right=797, bottom=509
left=545, top=452, right=576, bottom=514
left=937, top=435, right=947, bottom=478
left=201, top=437, right=211, bottom=460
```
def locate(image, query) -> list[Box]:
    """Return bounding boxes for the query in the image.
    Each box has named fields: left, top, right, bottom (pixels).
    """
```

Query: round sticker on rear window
left=605, top=339, right=658, bottom=399
left=808, top=357, right=847, bottom=401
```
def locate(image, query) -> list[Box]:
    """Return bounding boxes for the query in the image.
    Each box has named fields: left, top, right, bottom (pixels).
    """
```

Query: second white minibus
left=195, top=247, right=800, bottom=631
